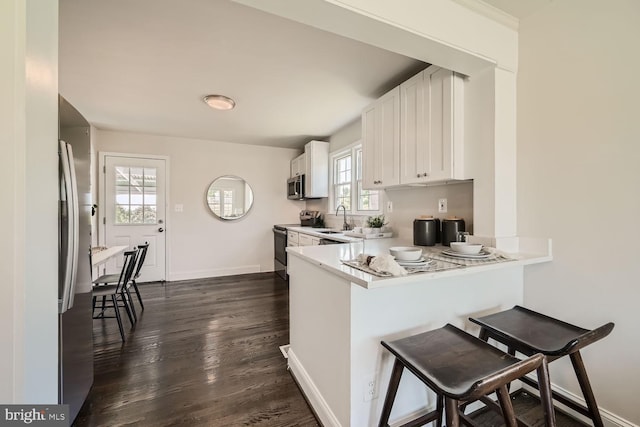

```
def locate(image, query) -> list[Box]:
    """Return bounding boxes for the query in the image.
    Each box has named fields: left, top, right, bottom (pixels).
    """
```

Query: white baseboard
left=168, top=264, right=262, bottom=281
left=279, top=344, right=290, bottom=359
left=287, top=348, right=343, bottom=427
left=523, top=383, right=637, bottom=427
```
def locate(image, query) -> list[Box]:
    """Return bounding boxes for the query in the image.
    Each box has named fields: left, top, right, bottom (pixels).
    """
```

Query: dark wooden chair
left=379, top=324, right=556, bottom=427
left=94, top=243, right=149, bottom=311
left=92, top=249, right=139, bottom=342
left=469, top=305, right=614, bottom=427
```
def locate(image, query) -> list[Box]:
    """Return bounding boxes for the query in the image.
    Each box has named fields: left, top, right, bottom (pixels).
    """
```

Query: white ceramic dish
left=395, top=257, right=426, bottom=264
left=396, top=258, right=429, bottom=266
left=441, top=249, right=492, bottom=259
left=449, top=242, right=483, bottom=254
left=389, top=246, right=423, bottom=261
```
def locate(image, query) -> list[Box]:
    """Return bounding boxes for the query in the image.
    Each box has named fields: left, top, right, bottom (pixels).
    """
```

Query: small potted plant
left=365, top=214, right=386, bottom=234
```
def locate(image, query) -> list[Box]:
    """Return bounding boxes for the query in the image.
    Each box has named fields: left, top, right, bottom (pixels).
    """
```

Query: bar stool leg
left=445, top=398, right=461, bottom=427
left=378, top=359, right=404, bottom=427
left=435, top=394, right=444, bottom=427
left=495, top=385, right=518, bottom=427
left=536, top=358, right=557, bottom=427
left=570, top=351, right=604, bottom=427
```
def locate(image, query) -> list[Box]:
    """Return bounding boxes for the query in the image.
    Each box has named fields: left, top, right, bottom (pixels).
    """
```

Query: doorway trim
left=98, top=151, right=170, bottom=282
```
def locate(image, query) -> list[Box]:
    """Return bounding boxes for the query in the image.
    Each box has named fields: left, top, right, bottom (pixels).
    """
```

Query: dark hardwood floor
left=74, top=273, right=319, bottom=427
left=75, top=272, right=587, bottom=427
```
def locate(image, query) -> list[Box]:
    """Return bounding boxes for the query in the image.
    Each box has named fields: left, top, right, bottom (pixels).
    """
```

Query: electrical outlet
left=387, top=201, right=393, bottom=213
left=438, top=198, right=447, bottom=213
left=174, top=204, right=184, bottom=212
left=363, top=374, right=378, bottom=401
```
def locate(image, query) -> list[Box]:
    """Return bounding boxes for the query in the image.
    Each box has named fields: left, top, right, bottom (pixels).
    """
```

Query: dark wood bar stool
left=469, top=305, right=614, bottom=427
left=378, top=324, right=556, bottom=427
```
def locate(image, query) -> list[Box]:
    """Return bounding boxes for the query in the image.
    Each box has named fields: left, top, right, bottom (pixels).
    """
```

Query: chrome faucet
left=336, top=204, right=351, bottom=231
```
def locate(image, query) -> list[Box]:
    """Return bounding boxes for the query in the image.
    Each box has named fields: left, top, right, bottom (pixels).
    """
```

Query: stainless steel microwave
left=287, top=174, right=305, bottom=200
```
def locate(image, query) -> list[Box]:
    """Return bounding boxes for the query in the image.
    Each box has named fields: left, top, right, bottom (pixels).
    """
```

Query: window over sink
left=329, top=142, right=381, bottom=215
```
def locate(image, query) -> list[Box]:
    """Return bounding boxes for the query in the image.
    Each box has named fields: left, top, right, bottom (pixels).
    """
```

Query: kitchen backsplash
left=304, top=181, right=474, bottom=240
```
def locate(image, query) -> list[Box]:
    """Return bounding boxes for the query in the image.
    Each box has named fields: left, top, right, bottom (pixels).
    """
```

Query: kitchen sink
left=320, top=231, right=342, bottom=234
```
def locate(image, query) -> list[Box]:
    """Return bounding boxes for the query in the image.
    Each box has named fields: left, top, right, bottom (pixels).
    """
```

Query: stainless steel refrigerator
left=59, top=96, right=93, bottom=423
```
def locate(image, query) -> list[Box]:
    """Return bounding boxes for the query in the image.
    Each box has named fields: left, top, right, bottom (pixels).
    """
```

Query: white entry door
left=102, top=154, right=167, bottom=282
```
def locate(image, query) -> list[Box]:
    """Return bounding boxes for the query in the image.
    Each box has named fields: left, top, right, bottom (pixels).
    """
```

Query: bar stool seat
left=469, top=305, right=614, bottom=427
left=379, top=324, right=556, bottom=427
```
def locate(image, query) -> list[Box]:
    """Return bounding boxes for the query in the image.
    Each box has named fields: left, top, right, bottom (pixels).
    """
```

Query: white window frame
left=329, top=141, right=382, bottom=216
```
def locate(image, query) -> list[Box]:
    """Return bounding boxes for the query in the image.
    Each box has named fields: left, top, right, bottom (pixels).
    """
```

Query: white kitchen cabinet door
left=400, top=70, right=429, bottom=184
left=428, top=67, right=465, bottom=182
left=304, top=140, right=329, bottom=198
left=287, top=230, right=299, bottom=247
left=400, top=66, right=465, bottom=184
left=290, top=153, right=306, bottom=178
left=362, top=86, right=400, bottom=189
left=298, top=233, right=314, bottom=246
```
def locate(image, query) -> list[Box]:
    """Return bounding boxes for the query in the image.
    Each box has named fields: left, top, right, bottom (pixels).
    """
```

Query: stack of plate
left=441, top=247, right=492, bottom=259
left=395, top=257, right=433, bottom=267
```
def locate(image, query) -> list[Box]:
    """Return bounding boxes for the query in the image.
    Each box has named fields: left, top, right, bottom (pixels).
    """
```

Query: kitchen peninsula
left=285, top=239, right=551, bottom=427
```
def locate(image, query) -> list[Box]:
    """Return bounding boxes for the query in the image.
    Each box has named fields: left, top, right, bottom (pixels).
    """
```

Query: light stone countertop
left=286, top=237, right=552, bottom=289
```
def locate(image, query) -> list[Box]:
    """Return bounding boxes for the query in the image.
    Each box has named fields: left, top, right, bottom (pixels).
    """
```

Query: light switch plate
left=438, top=198, right=447, bottom=213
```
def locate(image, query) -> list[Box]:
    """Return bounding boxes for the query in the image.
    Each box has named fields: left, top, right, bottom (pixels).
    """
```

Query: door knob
left=158, top=227, right=164, bottom=232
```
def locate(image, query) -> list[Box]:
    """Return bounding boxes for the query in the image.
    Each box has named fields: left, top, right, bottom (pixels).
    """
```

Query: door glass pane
left=130, top=168, right=144, bottom=186
left=130, top=205, right=144, bottom=224
left=115, top=186, right=130, bottom=204
left=115, top=167, right=129, bottom=186
left=116, top=205, right=130, bottom=224
left=144, top=186, right=157, bottom=204
left=130, top=185, right=143, bottom=204
left=144, top=168, right=157, bottom=187
left=114, top=166, right=158, bottom=224
left=144, top=206, right=157, bottom=224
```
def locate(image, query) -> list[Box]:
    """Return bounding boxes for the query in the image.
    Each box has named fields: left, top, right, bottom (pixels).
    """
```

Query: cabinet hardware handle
left=423, top=173, right=429, bottom=177
left=416, top=174, right=421, bottom=178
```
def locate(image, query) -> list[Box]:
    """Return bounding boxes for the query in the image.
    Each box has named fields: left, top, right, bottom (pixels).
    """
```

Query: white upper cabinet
left=363, top=65, right=465, bottom=188
left=304, top=140, right=329, bottom=198
left=399, top=71, right=426, bottom=184
left=290, top=153, right=306, bottom=178
left=362, top=86, right=400, bottom=189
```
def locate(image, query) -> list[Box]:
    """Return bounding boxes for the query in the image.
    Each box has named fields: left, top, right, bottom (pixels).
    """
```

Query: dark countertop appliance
left=413, top=217, right=440, bottom=246
left=300, top=210, right=321, bottom=227
left=441, top=217, right=466, bottom=246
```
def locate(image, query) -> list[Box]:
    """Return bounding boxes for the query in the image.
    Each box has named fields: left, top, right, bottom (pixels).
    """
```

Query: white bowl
left=449, top=242, right=483, bottom=254
left=389, top=246, right=423, bottom=261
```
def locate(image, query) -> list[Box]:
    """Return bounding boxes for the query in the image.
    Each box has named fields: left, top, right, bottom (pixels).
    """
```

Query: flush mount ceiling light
left=203, top=94, right=236, bottom=111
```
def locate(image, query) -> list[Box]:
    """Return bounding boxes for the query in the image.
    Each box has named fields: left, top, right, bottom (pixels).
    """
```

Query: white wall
left=95, top=130, right=303, bottom=281
left=517, top=1, right=640, bottom=424
left=0, top=0, right=59, bottom=403
left=385, top=183, right=474, bottom=241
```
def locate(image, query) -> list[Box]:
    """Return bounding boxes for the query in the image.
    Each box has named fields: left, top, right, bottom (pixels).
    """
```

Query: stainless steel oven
left=273, top=225, right=290, bottom=280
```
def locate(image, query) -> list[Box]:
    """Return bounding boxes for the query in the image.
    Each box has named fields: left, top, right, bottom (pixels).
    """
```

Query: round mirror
left=206, top=175, right=254, bottom=220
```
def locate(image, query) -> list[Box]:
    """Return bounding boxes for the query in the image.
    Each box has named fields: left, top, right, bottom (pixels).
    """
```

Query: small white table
left=91, top=245, right=127, bottom=266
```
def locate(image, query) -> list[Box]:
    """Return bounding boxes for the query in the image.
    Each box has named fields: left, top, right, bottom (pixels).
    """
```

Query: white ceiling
left=59, top=0, right=427, bottom=149
left=60, top=0, right=552, bottom=150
